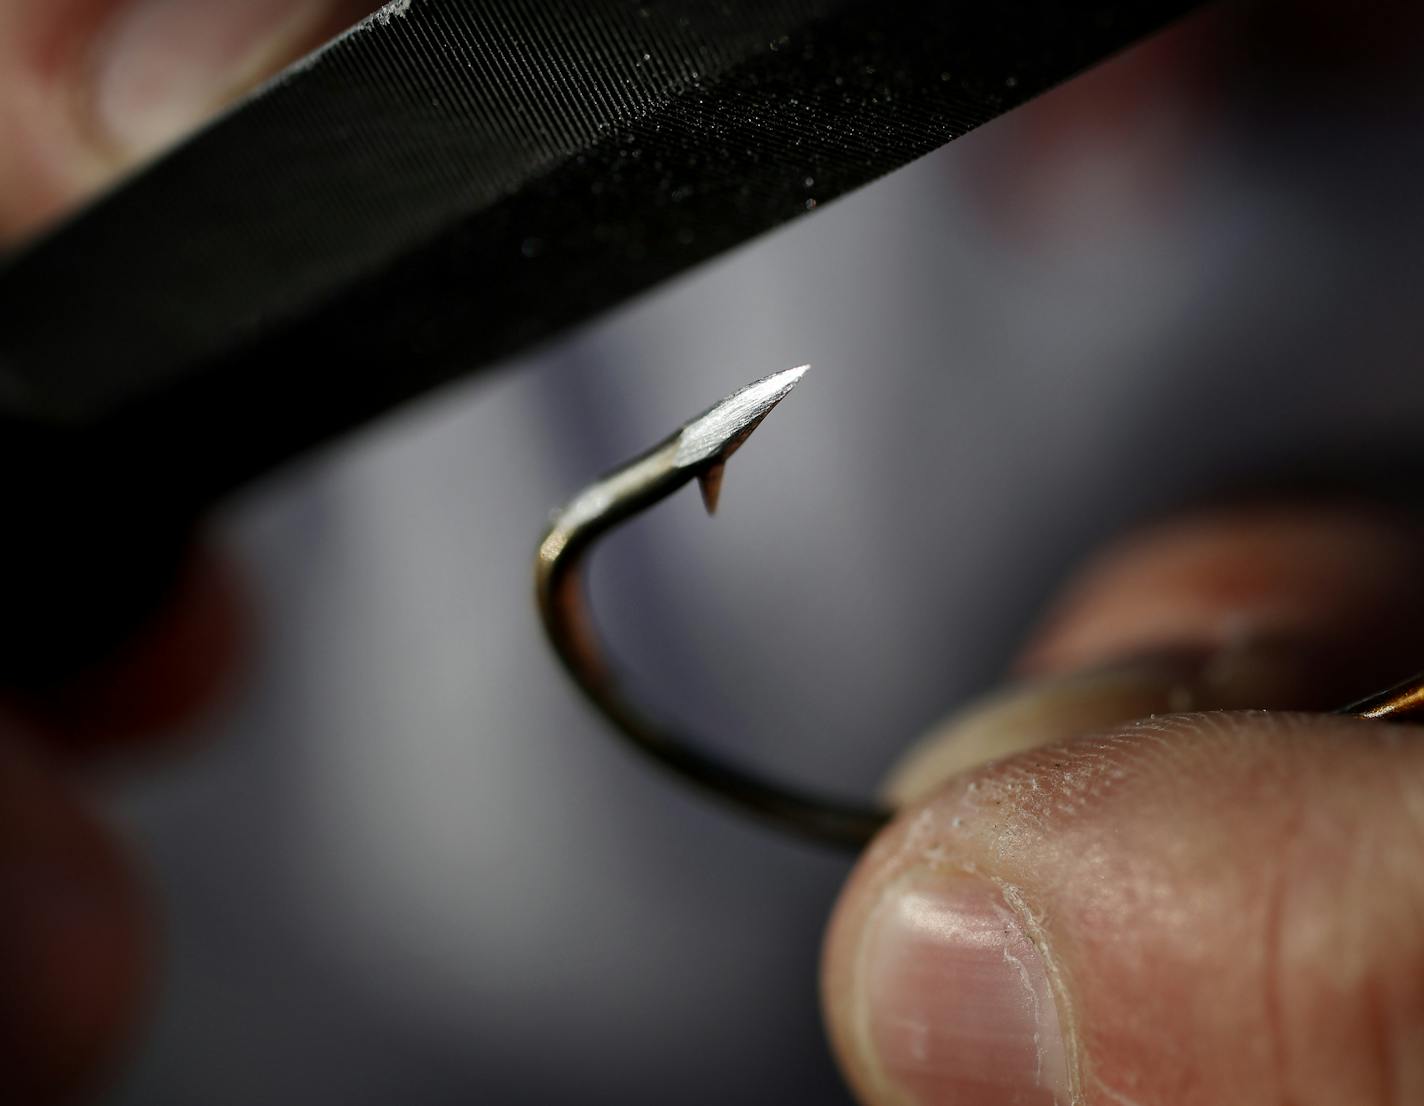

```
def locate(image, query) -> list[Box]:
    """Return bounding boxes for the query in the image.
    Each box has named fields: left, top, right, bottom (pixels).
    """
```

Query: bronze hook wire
left=1340, top=673, right=1424, bottom=721
left=537, top=366, right=1424, bottom=850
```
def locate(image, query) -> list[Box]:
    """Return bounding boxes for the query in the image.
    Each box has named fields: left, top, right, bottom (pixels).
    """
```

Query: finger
left=884, top=501, right=1424, bottom=805
left=0, top=727, right=149, bottom=1105
left=0, top=0, right=382, bottom=241
left=1017, top=501, right=1424, bottom=682
left=823, top=712, right=1424, bottom=1106
left=1, top=543, right=247, bottom=753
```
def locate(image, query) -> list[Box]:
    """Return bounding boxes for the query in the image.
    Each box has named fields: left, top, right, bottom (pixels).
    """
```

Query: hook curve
left=535, top=366, right=891, bottom=849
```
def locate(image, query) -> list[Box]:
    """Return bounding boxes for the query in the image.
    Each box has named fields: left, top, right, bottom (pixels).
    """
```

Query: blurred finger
left=0, top=726, right=148, bottom=1105
left=1017, top=501, right=1424, bottom=682
left=0, top=0, right=382, bottom=241
left=885, top=501, right=1424, bottom=805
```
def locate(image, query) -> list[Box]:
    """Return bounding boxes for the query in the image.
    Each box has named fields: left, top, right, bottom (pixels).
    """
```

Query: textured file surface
left=0, top=0, right=1194, bottom=501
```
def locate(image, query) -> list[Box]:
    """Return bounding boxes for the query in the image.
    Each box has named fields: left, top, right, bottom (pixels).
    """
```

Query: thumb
left=823, top=502, right=1424, bottom=1106
left=0, top=0, right=374, bottom=241
left=824, top=712, right=1424, bottom=1106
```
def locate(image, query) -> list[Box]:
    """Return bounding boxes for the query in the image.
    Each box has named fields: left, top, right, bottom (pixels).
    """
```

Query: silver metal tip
left=675, top=365, right=809, bottom=469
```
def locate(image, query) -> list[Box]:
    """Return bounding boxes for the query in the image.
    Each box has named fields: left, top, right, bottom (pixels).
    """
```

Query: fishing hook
left=536, top=366, right=889, bottom=849
left=536, top=366, right=1424, bottom=851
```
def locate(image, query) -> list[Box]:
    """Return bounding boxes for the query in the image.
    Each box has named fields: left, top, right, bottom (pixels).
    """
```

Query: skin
left=3, top=3, right=1423, bottom=1104
left=828, top=713, right=1424, bottom=1106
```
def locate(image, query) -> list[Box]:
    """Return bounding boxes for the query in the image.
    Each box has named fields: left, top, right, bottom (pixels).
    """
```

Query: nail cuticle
left=998, top=879, right=1081, bottom=1106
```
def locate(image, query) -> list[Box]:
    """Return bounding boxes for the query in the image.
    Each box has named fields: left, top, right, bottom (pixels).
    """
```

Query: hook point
left=674, top=364, right=809, bottom=471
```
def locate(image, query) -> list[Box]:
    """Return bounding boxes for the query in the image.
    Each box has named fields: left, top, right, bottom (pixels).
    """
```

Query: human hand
left=1, top=2, right=378, bottom=1101
left=822, top=502, right=1424, bottom=1105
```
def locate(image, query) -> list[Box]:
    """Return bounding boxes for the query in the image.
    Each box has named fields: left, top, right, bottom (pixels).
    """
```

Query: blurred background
left=87, top=4, right=1424, bottom=1103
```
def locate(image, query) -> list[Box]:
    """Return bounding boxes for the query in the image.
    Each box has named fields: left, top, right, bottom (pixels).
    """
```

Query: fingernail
left=884, top=645, right=1322, bottom=806
left=854, top=872, right=1069, bottom=1106
left=90, top=0, right=336, bottom=161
